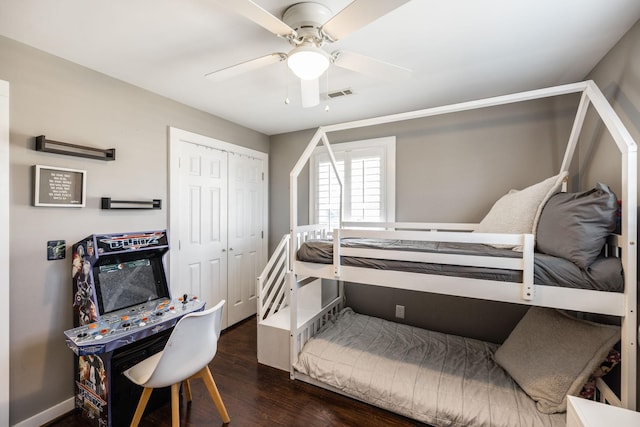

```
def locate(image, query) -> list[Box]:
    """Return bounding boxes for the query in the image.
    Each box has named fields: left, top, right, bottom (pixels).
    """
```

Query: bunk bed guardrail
left=258, top=224, right=333, bottom=322
left=257, top=233, right=290, bottom=322
left=332, top=225, right=535, bottom=300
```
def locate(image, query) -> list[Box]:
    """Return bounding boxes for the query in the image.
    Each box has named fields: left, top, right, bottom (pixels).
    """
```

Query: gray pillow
left=536, top=183, right=617, bottom=269
left=494, top=307, right=619, bottom=414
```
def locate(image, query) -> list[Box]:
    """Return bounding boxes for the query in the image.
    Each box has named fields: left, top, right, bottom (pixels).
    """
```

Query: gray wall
left=270, top=95, right=577, bottom=343
left=585, top=19, right=640, bottom=196
left=269, top=128, right=315, bottom=251
left=0, top=35, right=268, bottom=425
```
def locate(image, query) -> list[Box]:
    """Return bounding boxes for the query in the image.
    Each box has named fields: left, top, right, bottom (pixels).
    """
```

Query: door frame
left=167, top=127, right=268, bottom=307
left=1, top=80, right=10, bottom=427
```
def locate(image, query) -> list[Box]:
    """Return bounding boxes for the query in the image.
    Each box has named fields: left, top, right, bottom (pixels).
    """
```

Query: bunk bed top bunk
left=275, top=80, right=637, bottom=423
left=295, top=225, right=624, bottom=294
left=293, top=218, right=626, bottom=316
left=289, top=80, right=636, bottom=317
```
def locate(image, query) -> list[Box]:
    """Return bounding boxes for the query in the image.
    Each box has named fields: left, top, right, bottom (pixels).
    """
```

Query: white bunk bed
left=257, top=80, right=637, bottom=425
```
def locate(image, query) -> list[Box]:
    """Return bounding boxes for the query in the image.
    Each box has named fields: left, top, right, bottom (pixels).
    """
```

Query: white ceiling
left=1, top=0, right=640, bottom=135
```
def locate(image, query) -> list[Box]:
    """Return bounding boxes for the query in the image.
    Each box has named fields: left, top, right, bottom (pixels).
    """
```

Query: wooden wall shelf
left=36, top=135, right=116, bottom=161
left=101, top=198, right=161, bottom=210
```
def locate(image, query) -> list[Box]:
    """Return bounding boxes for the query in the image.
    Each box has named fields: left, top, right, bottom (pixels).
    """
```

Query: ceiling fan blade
left=321, top=0, right=410, bottom=42
left=333, top=51, right=411, bottom=81
left=205, top=53, right=286, bottom=82
left=301, top=78, right=320, bottom=108
left=213, top=0, right=296, bottom=38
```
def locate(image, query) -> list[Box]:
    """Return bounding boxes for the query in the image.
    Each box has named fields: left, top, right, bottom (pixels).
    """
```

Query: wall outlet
left=395, top=304, right=405, bottom=319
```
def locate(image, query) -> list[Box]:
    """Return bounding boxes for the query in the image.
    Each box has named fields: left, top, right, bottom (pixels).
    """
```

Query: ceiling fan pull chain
left=325, top=68, right=330, bottom=112
left=284, top=60, right=291, bottom=105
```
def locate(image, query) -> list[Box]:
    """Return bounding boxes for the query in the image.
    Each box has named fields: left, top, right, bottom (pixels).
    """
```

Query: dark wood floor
left=47, top=316, right=430, bottom=427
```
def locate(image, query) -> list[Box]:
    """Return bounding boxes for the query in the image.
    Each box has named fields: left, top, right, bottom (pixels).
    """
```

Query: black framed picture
left=47, top=240, right=66, bottom=260
left=33, top=165, right=86, bottom=207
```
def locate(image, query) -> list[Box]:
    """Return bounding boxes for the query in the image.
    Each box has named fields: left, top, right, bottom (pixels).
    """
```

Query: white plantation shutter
left=316, top=158, right=344, bottom=229
left=349, top=148, right=383, bottom=222
left=311, top=137, right=395, bottom=229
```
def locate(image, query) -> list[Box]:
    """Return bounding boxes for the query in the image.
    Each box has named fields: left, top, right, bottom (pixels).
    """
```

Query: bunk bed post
left=560, top=91, right=591, bottom=173
left=584, top=81, right=637, bottom=410
left=289, top=128, right=325, bottom=380
left=320, top=133, right=344, bottom=230
left=333, top=228, right=341, bottom=278
left=521, top=234, right=535, bottom=300
left=620, top=149, right=637, bottom=410
left=290, top=128, right=325, bottom=263
left=288, top=271, right=298, bottom=380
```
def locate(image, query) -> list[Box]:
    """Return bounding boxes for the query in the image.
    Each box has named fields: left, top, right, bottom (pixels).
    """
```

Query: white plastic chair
left=123, top=300, right=230, bottom=426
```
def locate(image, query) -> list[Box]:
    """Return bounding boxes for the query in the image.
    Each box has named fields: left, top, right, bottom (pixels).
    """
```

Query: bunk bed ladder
left=256, top=234, right=291, bottom=371
left=257, top=231, right=342, bottom=373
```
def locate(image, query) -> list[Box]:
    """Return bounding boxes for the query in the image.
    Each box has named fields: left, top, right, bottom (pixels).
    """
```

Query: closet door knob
left=221, top=249, right=226, bottom=252
left=229, top=248, right=234, bottom=251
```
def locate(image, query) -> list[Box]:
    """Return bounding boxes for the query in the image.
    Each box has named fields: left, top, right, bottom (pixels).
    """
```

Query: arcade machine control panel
left=65, top=294, right=204, bottom=356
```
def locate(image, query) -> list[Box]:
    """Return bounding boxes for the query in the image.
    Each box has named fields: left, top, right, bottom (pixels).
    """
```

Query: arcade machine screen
left=94, top=258, right=166, bottom=314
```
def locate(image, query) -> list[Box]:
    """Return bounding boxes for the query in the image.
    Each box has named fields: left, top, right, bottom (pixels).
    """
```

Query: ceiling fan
left=206, top=0, right=412, bottom=107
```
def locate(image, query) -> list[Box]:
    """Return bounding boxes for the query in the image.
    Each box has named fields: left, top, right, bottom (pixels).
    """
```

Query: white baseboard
left=12, top=398, right=74, bottom=427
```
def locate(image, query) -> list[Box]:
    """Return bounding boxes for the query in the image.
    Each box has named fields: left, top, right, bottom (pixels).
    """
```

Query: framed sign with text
left=33, top=165, right=86, bottom=207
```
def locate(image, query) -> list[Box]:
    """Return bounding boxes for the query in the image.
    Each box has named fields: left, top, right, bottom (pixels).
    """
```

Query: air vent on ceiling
left=325, top=88, right=353, bottom=99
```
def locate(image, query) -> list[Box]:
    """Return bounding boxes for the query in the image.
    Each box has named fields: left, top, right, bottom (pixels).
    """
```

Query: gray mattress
left=294, top=308, right=565, bottom=427
left=296, top=238, right=623, bottom=292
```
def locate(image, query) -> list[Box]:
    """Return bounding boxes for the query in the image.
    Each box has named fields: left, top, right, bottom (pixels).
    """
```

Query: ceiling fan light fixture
left=287, top=44, right=330, bottom=80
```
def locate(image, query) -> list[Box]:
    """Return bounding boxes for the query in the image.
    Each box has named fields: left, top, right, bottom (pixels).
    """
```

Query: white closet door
left=226, top=153, right=262, bottom=325
left=178, top=141, right=229, bottom=326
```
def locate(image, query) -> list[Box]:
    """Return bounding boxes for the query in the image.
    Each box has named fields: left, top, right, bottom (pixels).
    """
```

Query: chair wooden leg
left=171, top=383, right=181, bottom=427
left=183, top=379, right=192, bottom=403
left=130, top=387, right=153, bottom=427
left=199, top=366, right=230, bottom=423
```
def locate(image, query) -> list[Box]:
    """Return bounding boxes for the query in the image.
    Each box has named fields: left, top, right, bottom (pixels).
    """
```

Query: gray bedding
left=296, top=238, right=623, bottom=292
left=294, top=308, right=566, bottom=427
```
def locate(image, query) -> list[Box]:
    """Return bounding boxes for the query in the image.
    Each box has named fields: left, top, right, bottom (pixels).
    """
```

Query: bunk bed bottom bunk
left=293, top=307, right=620, bottom=427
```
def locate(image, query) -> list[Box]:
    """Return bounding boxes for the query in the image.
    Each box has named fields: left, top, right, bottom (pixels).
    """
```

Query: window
left=310, top=137, right=395, bottom=229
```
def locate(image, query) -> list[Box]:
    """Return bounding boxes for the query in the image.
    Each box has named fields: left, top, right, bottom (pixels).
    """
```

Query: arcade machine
left=64, top=230, right=205, bottom=427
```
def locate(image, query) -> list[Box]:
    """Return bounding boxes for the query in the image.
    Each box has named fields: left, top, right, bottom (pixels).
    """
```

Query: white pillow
left=476, top=172, right=567, bottom=238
